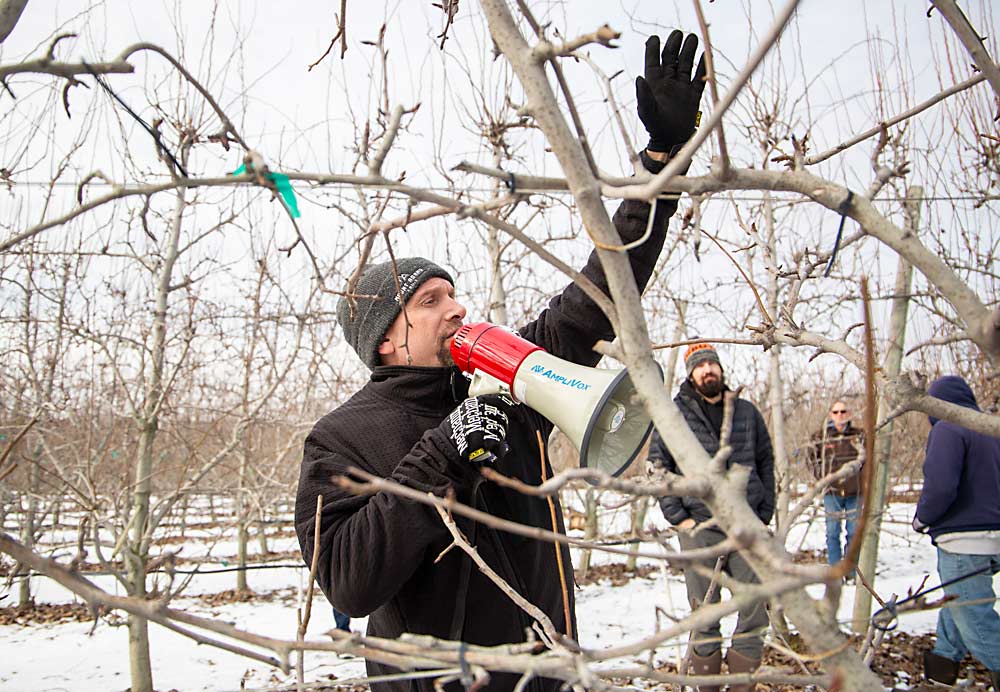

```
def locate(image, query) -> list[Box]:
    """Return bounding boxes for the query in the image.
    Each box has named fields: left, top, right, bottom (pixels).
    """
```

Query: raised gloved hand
left=635, top=30, right=707, bottom=153
left=441, top=394, right=516, bottom=464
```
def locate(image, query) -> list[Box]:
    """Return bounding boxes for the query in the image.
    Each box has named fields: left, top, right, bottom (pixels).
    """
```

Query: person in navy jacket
left=913, top=376, right=1000, bottom=689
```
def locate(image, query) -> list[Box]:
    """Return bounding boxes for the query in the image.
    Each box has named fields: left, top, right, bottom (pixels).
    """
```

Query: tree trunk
left=488, top=226, right=509, bottom=325
left=628, top=301, right=685, bottom=571
left=17, top=455, right=39, bottom=606
left=127, top=420, right=156, bottom=692
left=236, top=449, right=250, bottom=592
left=625, top=497, right=649, bottom=571
left=851, top=186, right=920, bottom=631
left=769, top=348, right=791, bottom=531
left=236, top=265, right=265, bottom=593
left=179, top=493, right=188, bottom=538
left=488, top=147, right=509, bottom=326
left=760, top=189, right=792, bottom=531
left=577, top=489, right=598, bottom=577
left=236, top=517, right=249, bottom=591
left=256, top=515, right=269, bottom=555
left=126, top=180, right=187, bottom=692
left=664, top=300, right=687, bottom=390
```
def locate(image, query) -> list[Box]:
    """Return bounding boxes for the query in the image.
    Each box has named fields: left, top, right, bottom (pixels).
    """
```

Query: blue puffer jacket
left=914, top=376, right=1000, bottom=540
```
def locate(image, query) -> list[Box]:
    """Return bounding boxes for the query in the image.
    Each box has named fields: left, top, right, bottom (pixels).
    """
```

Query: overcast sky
left=2, top=1, right=997, bottom=389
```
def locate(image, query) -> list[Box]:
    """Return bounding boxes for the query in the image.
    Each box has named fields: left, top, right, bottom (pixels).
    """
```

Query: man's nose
left=448, top=298, right=467, bottom=321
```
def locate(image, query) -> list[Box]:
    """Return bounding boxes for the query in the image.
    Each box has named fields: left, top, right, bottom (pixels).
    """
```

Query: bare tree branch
left=930, top=0, right=1000, bottom=101
left=0, top=0, right=28, bottom=44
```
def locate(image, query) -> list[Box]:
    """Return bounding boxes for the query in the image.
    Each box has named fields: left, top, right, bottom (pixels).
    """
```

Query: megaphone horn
left=450, top=322, right=657, bottom=480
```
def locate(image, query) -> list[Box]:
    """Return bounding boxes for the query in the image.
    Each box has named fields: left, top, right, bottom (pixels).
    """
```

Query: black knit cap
left=337, top=257, right=455, bottom=370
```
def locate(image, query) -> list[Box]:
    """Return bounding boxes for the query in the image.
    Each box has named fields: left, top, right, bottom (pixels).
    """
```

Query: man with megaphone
left=295, top=29, right=707, bottom=692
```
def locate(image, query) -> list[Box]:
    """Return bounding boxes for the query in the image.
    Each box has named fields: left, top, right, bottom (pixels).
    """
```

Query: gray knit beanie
left=684, top=341, right=722, bottom=378
left=337, top=257, right=455, bottom=370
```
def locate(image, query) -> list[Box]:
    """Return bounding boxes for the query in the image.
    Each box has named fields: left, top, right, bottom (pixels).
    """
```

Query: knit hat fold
left=337, top=258, right=454, bottom=370
left=683, top=341, right=721, bottom=377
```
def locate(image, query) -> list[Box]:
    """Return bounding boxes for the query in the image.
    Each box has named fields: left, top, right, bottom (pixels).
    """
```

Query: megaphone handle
left=468, top=369, right=509, bottom=398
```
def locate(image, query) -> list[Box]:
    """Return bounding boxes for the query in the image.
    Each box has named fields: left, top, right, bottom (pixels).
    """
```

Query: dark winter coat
left=295, top=154, right=677, bottom=692
left=915, top=376, right=1000, bottom=540
left=649, top=380, right=775, bottom=526
left=807, top=421, right=864, bottom=496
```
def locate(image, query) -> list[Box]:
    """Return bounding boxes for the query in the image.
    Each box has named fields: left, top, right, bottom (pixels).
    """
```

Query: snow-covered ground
left=2, top=498, right=995, bottom=691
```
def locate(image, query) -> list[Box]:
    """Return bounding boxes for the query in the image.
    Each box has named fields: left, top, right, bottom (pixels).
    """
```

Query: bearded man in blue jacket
left=913, top=375, right=1000, bottom=690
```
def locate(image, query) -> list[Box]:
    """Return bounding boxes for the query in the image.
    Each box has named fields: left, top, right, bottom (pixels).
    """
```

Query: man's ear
left=377, top=338, right=395, bottom=357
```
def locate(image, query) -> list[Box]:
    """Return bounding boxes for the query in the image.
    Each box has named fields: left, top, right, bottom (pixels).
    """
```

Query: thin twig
left=636, top=0, right=803, bottom=201
left=341, top=467, right=737, bottom=564
left=577, top=55, right=640, bottom=171
left=930, top=0, right=1000, bottom=101
left=692, top=0, right=730, bottom=176
left=515, top=2, right=605, bottom=176
left=296, top=495, right=324, bottom=688
left=0, top=409, right=43, bottom=482
left=701, top=231, right=773, bottom=324
left=805, top=74, right=987, bottom=164
left=307, top=1, right=348, bottom=70
left=433, top=505, right=560, bottom=648
left=679, top=555, right=725, bottom=674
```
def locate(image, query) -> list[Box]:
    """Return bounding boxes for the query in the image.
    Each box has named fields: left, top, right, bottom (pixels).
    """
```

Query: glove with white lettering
left=441, top=394, right=516, bottom=464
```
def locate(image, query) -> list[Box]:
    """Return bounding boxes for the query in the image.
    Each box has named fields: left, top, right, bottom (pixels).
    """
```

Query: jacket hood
left=927, top=375, right=979, bottom=425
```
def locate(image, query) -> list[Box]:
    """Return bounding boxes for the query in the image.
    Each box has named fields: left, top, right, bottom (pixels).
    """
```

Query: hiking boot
left=725, top=649, right=760, bottom=692
left=922, top=650, right=960, bottom=687
left=689, top=648, right=722, bottom=692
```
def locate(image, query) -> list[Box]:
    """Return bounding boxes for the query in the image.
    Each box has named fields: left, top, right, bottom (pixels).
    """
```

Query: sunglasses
left=831, top=409, right=849, bottom=414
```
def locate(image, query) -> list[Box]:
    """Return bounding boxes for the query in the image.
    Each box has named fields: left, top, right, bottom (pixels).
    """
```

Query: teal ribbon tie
left=231, top=164, right=301, bottom=218
left=269, top=172, right=300, bottom=218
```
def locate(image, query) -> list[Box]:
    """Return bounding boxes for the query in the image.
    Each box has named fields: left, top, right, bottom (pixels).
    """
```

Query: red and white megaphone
left=450, top=322, right=657, bottom=479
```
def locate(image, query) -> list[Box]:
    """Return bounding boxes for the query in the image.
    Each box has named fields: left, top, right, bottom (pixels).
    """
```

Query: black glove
left=441, top=394, right=516, bottom=464
left=635, top=30, right=707, bottom=153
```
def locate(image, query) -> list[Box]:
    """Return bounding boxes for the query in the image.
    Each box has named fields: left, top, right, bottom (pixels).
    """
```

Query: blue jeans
left=333, top=607, right=350, bottom=632
left=932, top=549, right=1000, bottom=670
left=823, top=493, right=858, bottom=566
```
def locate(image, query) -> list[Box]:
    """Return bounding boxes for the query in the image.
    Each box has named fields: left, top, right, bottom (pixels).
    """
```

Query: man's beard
left=437, top=340, right=455, bottom=367
left=438, top=322, right=462, bottom=367
left=693, top=375, right=724, bottom=398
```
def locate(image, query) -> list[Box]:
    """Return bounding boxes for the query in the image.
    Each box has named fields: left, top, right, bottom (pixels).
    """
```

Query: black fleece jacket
left=650, top=380, right=775, bottom=527
left=295, top=154, right=678, bottom=692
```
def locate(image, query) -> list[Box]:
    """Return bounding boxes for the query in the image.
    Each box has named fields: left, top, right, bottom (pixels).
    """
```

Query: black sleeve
left=753, top=406, right=776, bottom=525
left=518, top=151, right=679, bottom=368
left=649, top=427, right=690, bottom=525
left=294, top=425, right=478, bottom=616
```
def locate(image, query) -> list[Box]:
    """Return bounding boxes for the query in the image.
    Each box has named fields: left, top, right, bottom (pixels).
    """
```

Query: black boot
left=923, top=650, right=960, bottom=687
